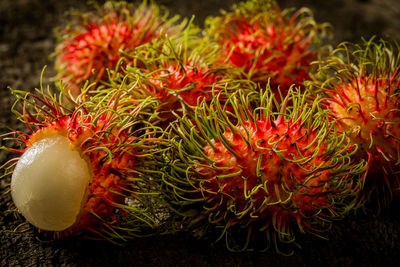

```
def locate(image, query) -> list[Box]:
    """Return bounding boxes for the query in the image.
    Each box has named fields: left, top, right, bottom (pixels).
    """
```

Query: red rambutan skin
left=165, top=87, right=364, bottom=251
left=318, top=39, right=400, bottom=200
left=112, top=29, right=228, bottom=126
left=58, top=20, right=154, bottom=95
left=326, top=76, right=400, bottom=196
left=197, top=119, right=332, bottom=234
left=221, top=18, right=315, bottom=90
left=205, top=0, right=324, bottom=94
left=144, top=63, right=223, bottom=123
left=149, top=65, right=220, bottom=106
left=54, top=1, right=181, bottom=97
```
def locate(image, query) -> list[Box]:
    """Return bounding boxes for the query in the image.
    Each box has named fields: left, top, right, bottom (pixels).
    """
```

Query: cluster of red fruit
left=2, top=0, right=400, bottom=253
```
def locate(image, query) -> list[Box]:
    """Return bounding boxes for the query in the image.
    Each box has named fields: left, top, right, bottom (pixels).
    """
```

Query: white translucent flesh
left=11, top=135, right=91, bottom=231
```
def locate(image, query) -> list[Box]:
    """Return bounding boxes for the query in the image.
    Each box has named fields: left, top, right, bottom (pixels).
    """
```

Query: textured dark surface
left=1, top=0, right=400, bottom=266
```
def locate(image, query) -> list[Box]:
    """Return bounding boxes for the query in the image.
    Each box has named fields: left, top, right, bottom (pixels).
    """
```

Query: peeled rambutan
left=0, top=84, right=163, bottom=241
left=204, top=0, right=329, bottom=95
left=53, top=0, right=184, bottom=97
left=162, top=86, right=365, bottom=252
left=314, top=38, right=400, bottom=204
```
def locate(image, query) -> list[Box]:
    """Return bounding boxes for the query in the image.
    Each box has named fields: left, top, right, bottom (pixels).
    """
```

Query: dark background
left=1, top=0, right=400, bottom=266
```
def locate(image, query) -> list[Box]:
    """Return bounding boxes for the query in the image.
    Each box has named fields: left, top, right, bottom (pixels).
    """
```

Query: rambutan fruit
left=53, top=0, right=185, bottom=97
left=105, top=33, right=229, bottom=127
left=204, top=0, right=329, bottom=95
left=161, top=85, right=365, bottom=252
left=0, top=82, right=164, bottom=241
left=313, top=38, right=400, bottom=205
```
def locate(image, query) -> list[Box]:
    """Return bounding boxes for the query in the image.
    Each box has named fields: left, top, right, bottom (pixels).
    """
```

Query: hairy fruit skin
left=204, top=0, right=327, bottom=94
left=198, top=120, right=332, bottom=230
left=147, top=64, right=221, bottom=107
left=54, top=1, right=183, bottom=97
left=106, top=32, right=228, bottom=127
left=164, top=87, right=364, bottom=252
left=144, top=63, right=223, bottom=124
left=327, top=77, right=400, bottom=164
left=316, top=39, right=400, bottom=202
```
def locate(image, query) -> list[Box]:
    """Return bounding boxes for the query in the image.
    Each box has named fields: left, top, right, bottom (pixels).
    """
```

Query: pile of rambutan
left=1, top=0, right=399, bottom=254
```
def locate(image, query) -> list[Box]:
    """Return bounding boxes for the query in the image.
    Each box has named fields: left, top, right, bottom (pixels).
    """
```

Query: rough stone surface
left=1, top=0, right=400, bottom=266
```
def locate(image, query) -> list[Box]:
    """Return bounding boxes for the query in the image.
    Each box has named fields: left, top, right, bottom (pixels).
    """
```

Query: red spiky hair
left=53, top=1, right=183, bottom=97
left=316, top=38, right=400, bottom=205
left=107, top=33, right=227, bottom=126
left=164, top=86, right=364, bottom=253
left=204, top=0, right=328, bottom=94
